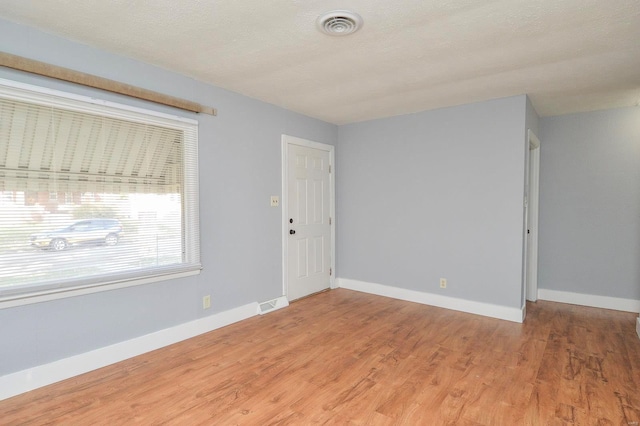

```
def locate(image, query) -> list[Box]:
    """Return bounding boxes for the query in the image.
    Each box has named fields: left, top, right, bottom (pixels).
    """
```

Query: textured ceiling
left=0, top=0, right=639, bottom=125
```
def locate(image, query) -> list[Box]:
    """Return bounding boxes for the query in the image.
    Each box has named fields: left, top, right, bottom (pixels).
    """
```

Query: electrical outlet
left=202, top=295, right=211, bottom=309
left=270, top=196, right=279, bottom=207
left=439, top=278, right=447, bottom=289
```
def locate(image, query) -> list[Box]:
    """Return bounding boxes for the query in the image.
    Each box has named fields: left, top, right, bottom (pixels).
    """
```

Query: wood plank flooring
left=1, top=289, right=639, bottom=425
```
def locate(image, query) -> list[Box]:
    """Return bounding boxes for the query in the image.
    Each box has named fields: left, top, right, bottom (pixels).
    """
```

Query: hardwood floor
left=2, top=289, right=639, bottom=425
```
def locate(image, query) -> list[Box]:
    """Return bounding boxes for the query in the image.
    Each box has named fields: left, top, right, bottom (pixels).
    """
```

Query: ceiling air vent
left=317, top=10, right=363, bottom=36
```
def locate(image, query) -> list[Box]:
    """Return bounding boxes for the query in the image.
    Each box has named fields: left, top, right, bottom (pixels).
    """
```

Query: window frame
left=0, top=78, right=201, bottom=309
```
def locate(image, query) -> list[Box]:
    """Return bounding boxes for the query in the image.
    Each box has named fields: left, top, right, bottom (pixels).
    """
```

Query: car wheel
left=51, top=238, right=67, bottom=251
left=105, top=233, right=118, bottom=246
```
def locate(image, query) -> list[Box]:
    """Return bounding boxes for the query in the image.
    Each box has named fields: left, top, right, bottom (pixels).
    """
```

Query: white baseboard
left=538, top=289, right=640, bottom=313
left=337, top=278, right=524, bottom=323
left=0, top=302, right=259, bottom=401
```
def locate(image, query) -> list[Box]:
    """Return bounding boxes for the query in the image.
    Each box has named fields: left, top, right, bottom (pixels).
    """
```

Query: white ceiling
left=0, top=0, right=639, bottom=125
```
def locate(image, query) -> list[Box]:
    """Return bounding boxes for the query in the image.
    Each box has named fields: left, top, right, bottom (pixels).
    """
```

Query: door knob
left=289, top=229, right=296, bottom=235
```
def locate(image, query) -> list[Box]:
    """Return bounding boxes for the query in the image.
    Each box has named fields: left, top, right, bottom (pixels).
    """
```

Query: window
left=0, top=79, right=200, bottom=306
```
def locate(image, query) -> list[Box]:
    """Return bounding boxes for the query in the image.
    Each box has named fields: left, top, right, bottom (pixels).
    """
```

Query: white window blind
left=0, top=79, right=200, bottom=306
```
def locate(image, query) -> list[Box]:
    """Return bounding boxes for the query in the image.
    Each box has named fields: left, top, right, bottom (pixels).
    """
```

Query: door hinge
left=329, top=165, right=331, bottom=173
left=329, top=217, right=332, bottom=225
left=330, top=268, right=332, bottom=276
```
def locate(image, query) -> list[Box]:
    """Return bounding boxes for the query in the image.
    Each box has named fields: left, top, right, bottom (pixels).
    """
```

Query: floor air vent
left=257, top=296, right=289, bottom=315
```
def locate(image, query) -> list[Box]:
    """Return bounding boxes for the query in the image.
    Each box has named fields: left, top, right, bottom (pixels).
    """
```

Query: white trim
left=0, top=302, right=258, bottom=401
left=281, top=135, right=336, bottom=298
left=636, top=317, right=640, bottom=340
left=338, top=278, right=524, bottom=323
left=538, top=289, right=640, bottom=313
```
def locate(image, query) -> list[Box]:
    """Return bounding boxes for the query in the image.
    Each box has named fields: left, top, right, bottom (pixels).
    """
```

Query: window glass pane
left=0, top=191, right=184, bottom=288
left=0, top=80, right=200, bottom=302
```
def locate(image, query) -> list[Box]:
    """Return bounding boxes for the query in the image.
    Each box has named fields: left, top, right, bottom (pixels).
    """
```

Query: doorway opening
left=525, top=130, right=541, bottom=302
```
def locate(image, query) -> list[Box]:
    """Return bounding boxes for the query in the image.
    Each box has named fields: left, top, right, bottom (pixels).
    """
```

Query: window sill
left=0, top=268, right=201, bottom=310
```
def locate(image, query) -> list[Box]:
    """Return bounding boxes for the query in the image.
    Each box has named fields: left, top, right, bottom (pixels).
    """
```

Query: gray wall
left=0, top=19, right=338, bottom=375
left=337, top=96, right=528, bottom=309
left=538, top=107, right=640, bottom=300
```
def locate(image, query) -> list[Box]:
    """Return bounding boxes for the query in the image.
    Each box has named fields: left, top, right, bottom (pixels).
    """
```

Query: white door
left=284, top=139, right=332, bottom=301
left=525, top=130, right=541, bottom=302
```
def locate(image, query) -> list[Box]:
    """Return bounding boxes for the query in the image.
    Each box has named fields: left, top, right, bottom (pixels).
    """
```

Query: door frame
left=525, top=129, right=541, bottom=302
left=281, top=135, right=336, bottom=299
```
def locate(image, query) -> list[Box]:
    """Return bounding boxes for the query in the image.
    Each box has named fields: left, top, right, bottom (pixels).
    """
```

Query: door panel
left=287, top=143, right=331, bottom=300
